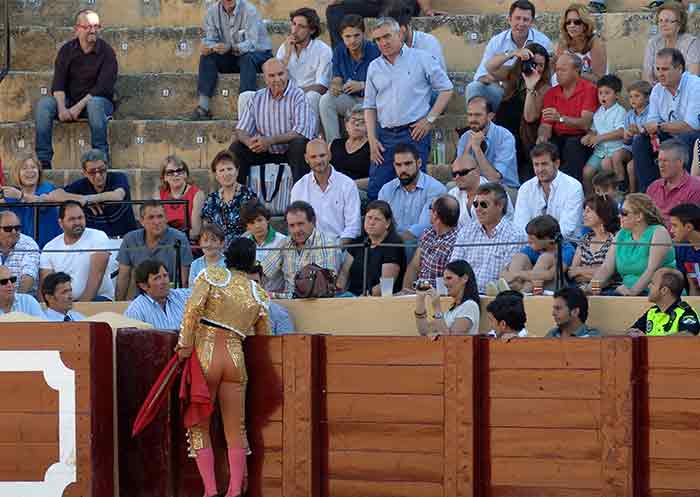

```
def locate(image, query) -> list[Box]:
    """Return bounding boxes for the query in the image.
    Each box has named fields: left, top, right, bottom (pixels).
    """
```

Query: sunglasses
left=472, top=200, right=490, bottom=209
left=565, top=19, right=584, bottom=26
left=76, top=23, right=102, bottom=30
left=0, top=276, right=17, bottom=286
left=164, top=167, right=187, bottom=177
left=452, top=167, right=477, bottom=178
left=0, top=225, right=21, bottom=233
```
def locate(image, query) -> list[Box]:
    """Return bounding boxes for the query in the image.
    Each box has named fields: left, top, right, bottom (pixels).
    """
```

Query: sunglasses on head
left=0, top=276, right=17, bottom=286
left=472, top=200, right=490, bottom=209
left=164, top=167, right=187, bottom=177
left=565, top=19, right=584, bottom=26
left=0, top=225, right=21, bottom=233
left=452, top=167, right=477, bottom=178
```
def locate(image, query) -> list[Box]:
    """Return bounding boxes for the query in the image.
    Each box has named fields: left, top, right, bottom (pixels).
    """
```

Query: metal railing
left=0, top=0, right=10, bottom=85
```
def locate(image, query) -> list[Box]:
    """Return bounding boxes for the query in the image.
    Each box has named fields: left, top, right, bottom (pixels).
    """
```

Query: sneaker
left=188, top=106, right=212, bottom=121
left=588, top=1, right=607, bottom=12
left=485, top=281, right=499, bottom=297
left=496, top=278, right=511, bottom=293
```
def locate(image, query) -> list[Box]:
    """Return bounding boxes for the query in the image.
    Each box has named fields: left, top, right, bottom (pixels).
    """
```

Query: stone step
left=7, top=0, right=649, bottom=28
left=0, top=118, right=467, bottom=170
left=0, top=13, right=657, bottom=74
left=0, top=70, right=475, bottom=122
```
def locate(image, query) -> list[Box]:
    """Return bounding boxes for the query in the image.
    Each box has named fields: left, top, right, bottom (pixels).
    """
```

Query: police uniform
left=630, top=300, right=700, bottom=336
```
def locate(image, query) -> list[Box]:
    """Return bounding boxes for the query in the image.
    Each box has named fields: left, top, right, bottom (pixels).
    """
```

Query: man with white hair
left=0, top=265, right=44, bottom=317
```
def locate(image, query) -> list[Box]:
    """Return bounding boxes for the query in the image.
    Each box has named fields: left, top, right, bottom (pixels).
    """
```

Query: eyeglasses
left=0, top=225, right=21, bottom=233
left=164, top=167, right=187, bottom=177
left=76, top=23, right=102, bottom=30
left=452, top=167, right=477, bottom=178
left=472, top=200, right=490, bottom=209
left=85, top=167, right=107, bottom=177
left=0, top=276, right=17, bottom=286
left=565, top=19, right=583, bottom=26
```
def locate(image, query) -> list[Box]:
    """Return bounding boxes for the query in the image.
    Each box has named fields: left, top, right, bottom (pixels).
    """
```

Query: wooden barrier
left=0, top=323, right=113, bottom=497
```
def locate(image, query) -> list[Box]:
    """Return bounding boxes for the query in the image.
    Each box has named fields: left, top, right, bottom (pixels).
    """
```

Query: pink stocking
left=195, top=447, right=219, bottom=497
left=225, top=448, right=246, bottom=497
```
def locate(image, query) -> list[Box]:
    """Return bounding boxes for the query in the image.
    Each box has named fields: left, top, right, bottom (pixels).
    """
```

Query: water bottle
left=434, top=129, right=446, bottom=164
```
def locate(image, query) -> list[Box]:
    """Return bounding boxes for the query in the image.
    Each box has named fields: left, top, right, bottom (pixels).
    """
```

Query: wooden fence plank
left=326, top=422, right=443, bottom=453
left=0, top=372, right=59, bottom=411
left=649, top=459, right=700, bottom=490
left=600, top=338, right=634, bottom=497
left=324, top=393, right=443, bottom=424
left=648, top=370, right=700, bottom=399
left=324, top=337, right=444, bottom=365
left=648, top=399, right=700, bottom=430
left=645, top=337, right=700, bottom=369
left=490, top=428, right=599, bottom=459
left=490, top=458, right=601, bottom=489
left=489, top=399, right=600, bottom=429
left=649, top=490, right=700, bottom=497
left=650, top=430, right=700, bottom=459
left=327, top=451, right=443, bottom=482
left=0, top=413, right=58, bottom=443
left=489, top=370, right=601, bottom=399
left=491, top=487, right=603, bottom=497
left=327, top=479, right=443, bottom=497
left=325, top=365, right=444, bottom=395
left=488, top=340, right=601, bottom=370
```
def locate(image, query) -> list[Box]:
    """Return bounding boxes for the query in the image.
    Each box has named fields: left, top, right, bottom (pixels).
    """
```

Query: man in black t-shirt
left=35, top=9, right=117, bottom=169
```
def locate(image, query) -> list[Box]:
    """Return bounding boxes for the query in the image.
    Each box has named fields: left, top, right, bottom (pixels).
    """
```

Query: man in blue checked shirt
left=124, top=259, right=190, bottom=329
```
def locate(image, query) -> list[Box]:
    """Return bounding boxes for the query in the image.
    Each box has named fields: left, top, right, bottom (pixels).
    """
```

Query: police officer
left=627, top=268, right=700, bottom=337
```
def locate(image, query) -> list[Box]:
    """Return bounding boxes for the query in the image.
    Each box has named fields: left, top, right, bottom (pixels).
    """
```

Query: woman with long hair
left=414, top=259, right=481, bottom=335
left=154, top=155, right=205, bottom=240
left=553, top=3, right=607, bottom=83
left=176, top=237, right=270, bottom=497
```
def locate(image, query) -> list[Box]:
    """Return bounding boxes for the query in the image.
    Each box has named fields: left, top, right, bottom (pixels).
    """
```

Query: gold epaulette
left=203, top=266, right=231, bottom=287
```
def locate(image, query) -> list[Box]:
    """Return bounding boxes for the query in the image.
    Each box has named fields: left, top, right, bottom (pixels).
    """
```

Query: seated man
left=0, top=211, right=40, bottom=295
left=537, top=53, right=598, bottom=182
left=116, top=201, right=192, bottom=300
left=403, top=194, right=460, bottom=289
left=41, top=272, right=86, bottom=322
left=190, top=0, right=273, bottom=120
left=669, top=203, right=700, bottom=295
left=450, top=182, right=525, bottom=293
left=547, top=287, right=601, bottom=337
left=378, top=143, right=446, bottom=242
left=246, top=263, right=295, bottom=335
left=514, top=142, right=584, bottom=239
left=501, top=214, right=576, bottom=293
left=0, top=265, right=44, bottom=317
left=320, top=14, right=380, bottom=143
left=634, top=48, right=700, bottom=191
left=35, top=9, right=117, bottom=168
left=47, top=149, right=139, bottom=237
left=627, top=267, right=700, bottom=336
left=276, top=8, right=332, bottom=120
left=261, top=201, right=344, bottom=298
left=40, top=200, right=114, bottom=302
left=485, top=290, right=528, bottom=339
left=230, top=58, right=317, bottom=184
left=647, top=139, right=700, bottom=228
left=290, top=139, right=361, bottom=243
left=457, top=96, right=519, bottom=195
left=124, top=259, right=191, bottom=329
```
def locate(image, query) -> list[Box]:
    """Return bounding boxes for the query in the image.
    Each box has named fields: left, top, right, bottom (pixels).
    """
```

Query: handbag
left=247, top=163, right=293, bottom=216
left=293, top=263, right=337, bottom=299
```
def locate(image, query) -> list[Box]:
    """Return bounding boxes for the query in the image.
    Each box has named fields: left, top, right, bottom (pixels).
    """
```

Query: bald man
left=290, top=138, right=361, bottom=243
left=0, top=265, right=44, bottom=318
left=231, top=58, right=318, bottom=184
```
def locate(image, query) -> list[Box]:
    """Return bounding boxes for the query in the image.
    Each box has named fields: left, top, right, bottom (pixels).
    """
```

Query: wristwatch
left=426, top=114, right=437, bottom=124
left=433, top=311, right=444, bottom=320
left=559, top=116, right=565, bottom=124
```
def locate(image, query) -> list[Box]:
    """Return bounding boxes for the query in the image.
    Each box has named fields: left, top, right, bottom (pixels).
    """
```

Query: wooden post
left=600, top=337, right=635, bottom=497
left=443, top=336, right=476, bottom=497
left=282, top=334, right=320, bottom=497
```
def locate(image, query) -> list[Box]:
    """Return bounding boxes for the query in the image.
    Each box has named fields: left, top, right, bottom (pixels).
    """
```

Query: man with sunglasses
left=34, top=9, right=117, bottom=169
left=0, top=211, right=40, bottom=296
left=0, top=266, right=44, bottom=318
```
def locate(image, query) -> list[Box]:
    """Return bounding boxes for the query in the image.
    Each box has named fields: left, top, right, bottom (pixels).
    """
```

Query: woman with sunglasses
left=155, top=155, right=205, bottom=241
left=552, top=4, right=606, bottom=83
left=643, top=2, right=699, bottom=83
left=590, top=193, right=675, bottom=296
left=0, top=152, right=61, bottom=248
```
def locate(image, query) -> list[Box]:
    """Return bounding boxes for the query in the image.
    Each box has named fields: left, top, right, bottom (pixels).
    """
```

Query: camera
left=521, top=59, right=537, bottom=75
left=413, top=279, right=432, bottom=291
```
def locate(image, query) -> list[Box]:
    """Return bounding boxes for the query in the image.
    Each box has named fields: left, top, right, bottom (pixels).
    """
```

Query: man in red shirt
left=647, top=139, right=700, bottom=229
left=536, top=52, right=598, bottom=182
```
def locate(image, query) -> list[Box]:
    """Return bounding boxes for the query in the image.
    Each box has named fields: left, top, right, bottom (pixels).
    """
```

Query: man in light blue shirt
left=378, top=143, right=447, bottom=241
left=124, top=260, right=191, bottom=329
left=364, top=17, right=453, bottom=200
left=634, top=48, right=700, bottom=191
left=457, top=96, right=519, bottom=191
left=0, top=265, right=44, bottom=318
left=468, top=0, right=552, bottom=111
left=42, top=272, right=86, bottom=322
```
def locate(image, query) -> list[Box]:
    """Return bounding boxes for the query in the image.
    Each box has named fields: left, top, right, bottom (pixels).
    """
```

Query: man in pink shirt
left=647, top=138, right=700, bottom=228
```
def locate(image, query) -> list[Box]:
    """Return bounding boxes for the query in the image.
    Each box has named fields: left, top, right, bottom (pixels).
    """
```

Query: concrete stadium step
left=0, top=118, right=467, bottom=170
left=1, top=13, right=656, bottom=74
left=0, top=71, right=476, bottom=121
left=7, top=0, right=650, bottom=28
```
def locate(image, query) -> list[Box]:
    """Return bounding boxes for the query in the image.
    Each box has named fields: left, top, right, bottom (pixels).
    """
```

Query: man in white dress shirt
left=513, top=142, right=584, bottom=239
left=41, top=272, right=85, bottom=322
left=291, top=138, right=361, bottom=244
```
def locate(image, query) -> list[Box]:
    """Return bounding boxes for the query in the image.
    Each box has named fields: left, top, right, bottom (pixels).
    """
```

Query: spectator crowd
left=6, top=0, right=700, bottom=337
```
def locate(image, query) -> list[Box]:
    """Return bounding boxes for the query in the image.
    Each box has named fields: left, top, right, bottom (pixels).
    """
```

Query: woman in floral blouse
left=201, top=150, right=258, bottom=247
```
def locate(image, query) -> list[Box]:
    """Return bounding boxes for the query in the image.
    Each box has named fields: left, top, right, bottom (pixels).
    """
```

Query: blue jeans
left=197, top=50, right=272, bottom=96
left=35, top=95, right=113, bottom=164
left=632, top=130, right=700, bottom=192
left=368, top=125, right=431, bottom=201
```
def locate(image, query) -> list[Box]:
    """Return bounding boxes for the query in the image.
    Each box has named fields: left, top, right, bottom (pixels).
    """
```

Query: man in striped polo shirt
left=230, top=58, right=318, bottom=184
